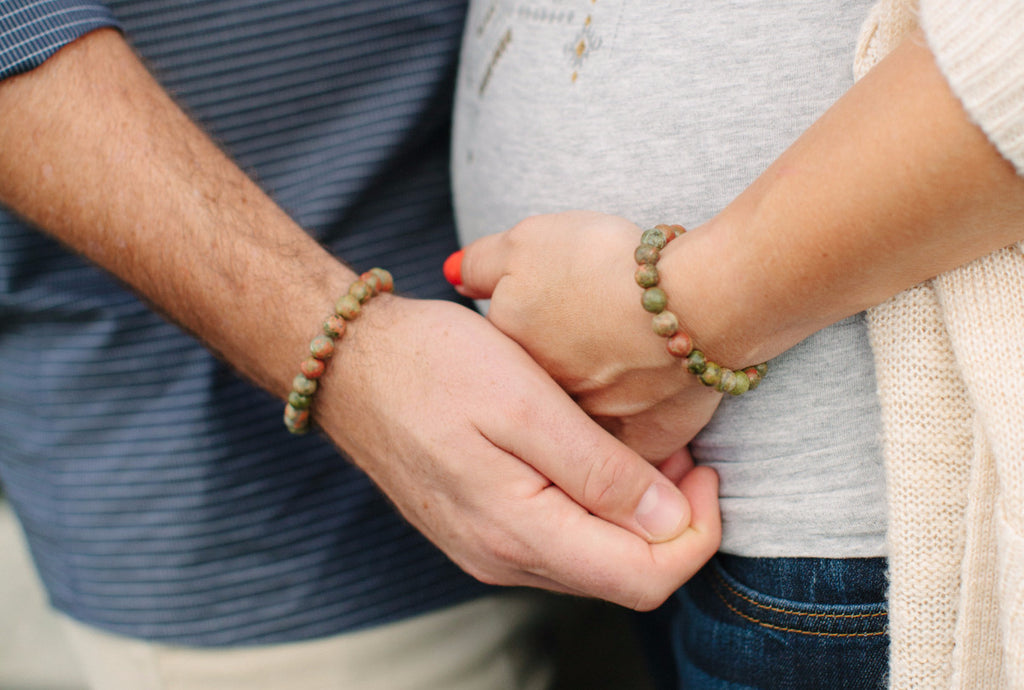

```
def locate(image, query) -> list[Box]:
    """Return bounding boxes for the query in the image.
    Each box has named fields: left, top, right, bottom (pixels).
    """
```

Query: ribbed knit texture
left=937, top=249, right=1024, bottom=688
left=0, top=0, right=488, bottom=646
left=866, top=285, right=973, bottom=688
left=922, top=0, right=1024, bottom=175
left=856, top=1, right=1024, bottom=686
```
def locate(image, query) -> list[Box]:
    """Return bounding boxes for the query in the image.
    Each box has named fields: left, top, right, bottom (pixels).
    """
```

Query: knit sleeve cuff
left=0, top=1, right=121, bottom=81
left=921, top=0, right=1024, bottom=175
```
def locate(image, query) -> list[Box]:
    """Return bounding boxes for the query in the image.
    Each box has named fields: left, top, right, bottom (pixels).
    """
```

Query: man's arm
left=0, top=28, right=339, bottom=395
left=0, top=28, right=721, bottom=608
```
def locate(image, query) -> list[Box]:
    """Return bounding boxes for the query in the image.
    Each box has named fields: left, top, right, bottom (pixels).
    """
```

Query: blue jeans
left=638, top=555, right=889, bottom=689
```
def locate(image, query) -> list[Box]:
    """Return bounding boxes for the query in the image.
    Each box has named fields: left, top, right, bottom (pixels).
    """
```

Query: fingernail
left=635, top=483, right=687, bottom=542
left=443, top=249, right=464, bottom=286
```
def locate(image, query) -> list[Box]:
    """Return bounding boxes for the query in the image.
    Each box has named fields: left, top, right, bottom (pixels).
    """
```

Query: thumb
left=493, top=396, right=698, bottom=543
left=443, top=232, right=509, bottom=299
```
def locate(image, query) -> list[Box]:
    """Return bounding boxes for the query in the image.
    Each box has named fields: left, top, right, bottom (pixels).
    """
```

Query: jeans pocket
left=707, top=555, right=888, bottom=638
left=661, top=555, right=889, bottom=690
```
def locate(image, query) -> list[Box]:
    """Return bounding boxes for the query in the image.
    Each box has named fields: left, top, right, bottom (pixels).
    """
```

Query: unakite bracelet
left=634, top=225, right=766, bottom=395
left=284, top=267, right=394, bottom=434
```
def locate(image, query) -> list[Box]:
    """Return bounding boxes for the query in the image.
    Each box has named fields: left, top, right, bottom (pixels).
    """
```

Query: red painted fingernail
left=443, top=249, right=464, bottom=286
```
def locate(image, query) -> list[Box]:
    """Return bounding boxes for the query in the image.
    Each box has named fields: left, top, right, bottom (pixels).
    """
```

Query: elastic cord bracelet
left=634, top=225, right=766, bottom=395
left=284, top=267, right=394, bottom=434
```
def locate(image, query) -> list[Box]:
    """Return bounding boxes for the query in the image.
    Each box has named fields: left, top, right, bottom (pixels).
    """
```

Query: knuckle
left=580, top=447, right=635, bottom=516
left=504, top=216, right=546, bottom=254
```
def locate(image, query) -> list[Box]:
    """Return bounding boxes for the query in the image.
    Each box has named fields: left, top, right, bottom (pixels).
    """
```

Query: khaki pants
left=60, top=591, right=554, bottom=690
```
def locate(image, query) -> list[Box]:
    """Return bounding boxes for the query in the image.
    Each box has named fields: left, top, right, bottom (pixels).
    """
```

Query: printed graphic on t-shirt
left=467, top=0, right=616, bottom=97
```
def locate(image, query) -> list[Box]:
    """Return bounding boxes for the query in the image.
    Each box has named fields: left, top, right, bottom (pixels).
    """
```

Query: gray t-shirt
left=452, top=0, right=886, bottom=557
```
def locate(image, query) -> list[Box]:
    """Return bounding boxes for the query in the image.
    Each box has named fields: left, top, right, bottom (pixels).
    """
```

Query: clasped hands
left=454, top=210, right=726, bottom=462
left=320, top=211, right=724, bottom=611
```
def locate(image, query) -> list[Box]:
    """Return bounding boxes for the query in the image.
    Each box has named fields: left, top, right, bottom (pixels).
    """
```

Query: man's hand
left=0, top=29, right=720, bottom=608
left=318, top=296, right=721, bottom=609
left=455, top=210, right=723, bottom=462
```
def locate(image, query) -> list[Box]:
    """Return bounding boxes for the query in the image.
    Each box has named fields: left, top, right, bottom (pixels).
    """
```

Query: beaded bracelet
left=634, top=225, right=766, bottom=395
left=283, top=267, right=394, bottom=434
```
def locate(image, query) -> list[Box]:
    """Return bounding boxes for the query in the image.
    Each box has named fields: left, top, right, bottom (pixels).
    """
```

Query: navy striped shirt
left=0, top=0, right=490, bottom=645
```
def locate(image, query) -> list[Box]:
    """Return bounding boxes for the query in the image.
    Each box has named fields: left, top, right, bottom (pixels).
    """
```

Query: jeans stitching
left=712, top=567, right=886, bottom=619
left=710, top=569, right=887, bottom=638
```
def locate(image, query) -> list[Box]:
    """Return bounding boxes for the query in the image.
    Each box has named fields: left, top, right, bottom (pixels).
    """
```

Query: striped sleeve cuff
left=921, top=0, right=1024, bottom=175
left=0, top=0, right=120, bottom=80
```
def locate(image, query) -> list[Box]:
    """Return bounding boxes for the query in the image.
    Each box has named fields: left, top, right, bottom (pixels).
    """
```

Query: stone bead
left=360, top=271, right=382, bottom=295
left=284, top=406, right=310, bottom=434
left=323, top=315, right=347, bottom=339
left=726, top=370, right=750, bottom=395
left=743, top=367, right=762, bottom=390
left=292, top=373, right=317, bottom=396
left=699, top=362, right=722, bottom=387
left=716, top=369, right=737, bottom=393
left=656, top=223, right=686, bottom=242
left=666, top=331, right=693, bottom=358
left=755, top=363, right=768, bottom=378
left=284, top=403, right=310, bottom=425
left=300, top=357, right=326, bottom=379
left=634, top=244, right=660, bottom=265
left=641, top=287, right=668, bottom=313
left=686, top=350, right=707, bottom=375
left=288, top=391, right=312, bottom=409
left=635, top=264, right=659, bottom=288
left=309, top=335, right=335, bottom=360
left=640, top=227, right=668, bottom=249
left=651, top=310, right=679, bottom=337
left=335, top=294, right=361, bottom=320
left=349, top=280, right=373, bottom=304
left=284, top=419, right=309, bottom=435
left=369, top=267, right=394, bottom=292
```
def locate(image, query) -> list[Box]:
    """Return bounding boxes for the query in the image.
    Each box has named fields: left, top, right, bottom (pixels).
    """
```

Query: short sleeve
left=0, top=0, right=120, bottom=81
left=921, top=0, right=1024, bottom=175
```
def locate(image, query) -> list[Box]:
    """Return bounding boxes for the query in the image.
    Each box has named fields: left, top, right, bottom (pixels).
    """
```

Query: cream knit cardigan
left=854, top=0, right=1024, bottom=687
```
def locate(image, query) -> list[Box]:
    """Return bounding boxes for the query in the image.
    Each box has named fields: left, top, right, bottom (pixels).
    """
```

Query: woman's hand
left=455, top=210, right=723, bottom=462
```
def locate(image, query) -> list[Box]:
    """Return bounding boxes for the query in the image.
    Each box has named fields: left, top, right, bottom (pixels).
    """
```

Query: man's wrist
left=282, top=268, right=395, bottom=434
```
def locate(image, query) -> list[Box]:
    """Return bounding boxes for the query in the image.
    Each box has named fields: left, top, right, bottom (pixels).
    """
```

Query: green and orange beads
left=634, top=225, right=766, bottom=395
left=284, top=267, right=394, bottom=434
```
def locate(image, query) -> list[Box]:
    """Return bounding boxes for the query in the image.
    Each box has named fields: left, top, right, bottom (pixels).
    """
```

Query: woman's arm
left=457, top=30, right=1024, bottom=455
left=664, top=29, right=1024, bottom=368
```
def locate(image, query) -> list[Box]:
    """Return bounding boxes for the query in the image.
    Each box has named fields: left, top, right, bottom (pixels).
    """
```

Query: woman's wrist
left=658, top=30, right=1024, bottom=372
left=657, top=197, right=854, bottom=370
left=631, top=224, right=766, bottom=395
left=655, top=218, right=774, bottom=369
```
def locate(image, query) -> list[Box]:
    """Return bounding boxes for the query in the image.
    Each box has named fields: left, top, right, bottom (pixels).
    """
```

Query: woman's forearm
left=663, top=30, right=1024, bottom=367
